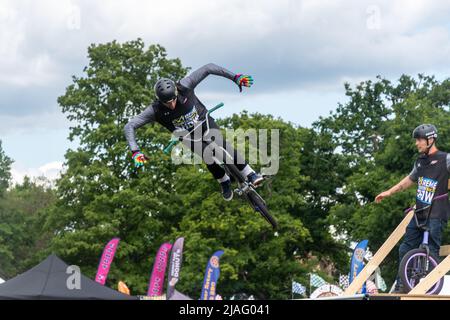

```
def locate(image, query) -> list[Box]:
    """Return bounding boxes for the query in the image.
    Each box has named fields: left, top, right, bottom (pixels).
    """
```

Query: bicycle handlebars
left=163, top=102, right=224, bottom=155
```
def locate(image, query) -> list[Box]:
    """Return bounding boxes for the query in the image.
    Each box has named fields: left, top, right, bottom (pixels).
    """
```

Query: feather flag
left=148, top=242, right=172, bottom=296
left=166, top=237, right=184, bottom=299
left=349, top=240, right=369, bottom=293
left=200, top=250, right=224, bottom=300
left=95, top=238, right=120, bottom=285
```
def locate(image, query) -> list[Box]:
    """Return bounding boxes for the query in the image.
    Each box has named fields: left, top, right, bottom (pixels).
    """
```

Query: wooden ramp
left=366, top=294, right=450, bottom=300
left=343, top=210, right=415, bottom=296
left=305, top=294, right=450, bottom=300
left=341, top=210, right=450, bottom=297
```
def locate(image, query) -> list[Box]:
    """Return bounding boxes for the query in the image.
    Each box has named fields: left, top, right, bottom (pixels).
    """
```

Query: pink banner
left=95, top=237, right=120, bottom=285
left=148, top=242, right=172, bottom=296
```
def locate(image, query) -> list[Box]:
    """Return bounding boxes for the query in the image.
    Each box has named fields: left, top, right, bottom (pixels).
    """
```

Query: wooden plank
left=408, top=254, right=450, bottom=295
left=440, top=245, right=450, bottom=257
left=400, top=295, right=450, bottom=300
left=343, top=210, right=414, bottom=296
left=370, top=294, right=450, bottom=300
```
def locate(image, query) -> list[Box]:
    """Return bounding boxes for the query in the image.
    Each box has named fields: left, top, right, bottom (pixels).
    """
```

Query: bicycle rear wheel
left=399, top=248, right=443, bottom=294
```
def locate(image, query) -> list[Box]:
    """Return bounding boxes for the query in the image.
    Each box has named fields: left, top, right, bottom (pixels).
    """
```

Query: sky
left=0, top=0, right=449, bottom=183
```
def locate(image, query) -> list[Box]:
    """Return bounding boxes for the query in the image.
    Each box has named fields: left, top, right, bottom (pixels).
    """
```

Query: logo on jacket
left=172, top=108, right=199, bottom=130
left=417, top=177, right=438, bottom=205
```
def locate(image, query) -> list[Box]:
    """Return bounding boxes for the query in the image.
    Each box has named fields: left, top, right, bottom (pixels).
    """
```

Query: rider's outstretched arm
left=179, top=63, right=237, bottom=90
left=124, top=106, right=156, bottom=152
left=389, top=175, right=416, bottom=194
left=375, top=175, right=415, bottom=203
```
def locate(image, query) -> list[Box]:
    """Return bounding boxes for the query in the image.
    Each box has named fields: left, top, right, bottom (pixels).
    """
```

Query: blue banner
left=200, top=250, right=224, bottom=300
left=349, top=240, right=368, bottom=294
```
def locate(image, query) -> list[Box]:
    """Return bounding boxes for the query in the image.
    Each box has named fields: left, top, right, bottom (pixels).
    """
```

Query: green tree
left=46, top=39, right=190, bottom=292
left=0, top=176, right=56, bottom=278
left=0, top=140, right=12, bottom=196
left=0, top=140, right=12, bottom=278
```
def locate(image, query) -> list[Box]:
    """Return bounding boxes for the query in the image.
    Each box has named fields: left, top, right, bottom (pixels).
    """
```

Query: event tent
left=0, top=254, right=137, bottom=300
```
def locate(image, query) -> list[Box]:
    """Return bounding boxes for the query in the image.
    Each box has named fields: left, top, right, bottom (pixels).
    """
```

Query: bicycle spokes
left=406, top=256, right=426, bottom=286
left=405, top=253, right=439, bottom=293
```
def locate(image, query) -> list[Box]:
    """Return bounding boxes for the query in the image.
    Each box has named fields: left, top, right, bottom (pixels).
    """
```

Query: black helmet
left=154, top=78, right=178, bottom=103
left=412, top=124, right=438, bottom=140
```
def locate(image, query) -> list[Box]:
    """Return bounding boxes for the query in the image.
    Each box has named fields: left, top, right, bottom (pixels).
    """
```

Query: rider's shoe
left=247, top=172, right=264, bottom=187
left=220, top=180, right=233, bottom=201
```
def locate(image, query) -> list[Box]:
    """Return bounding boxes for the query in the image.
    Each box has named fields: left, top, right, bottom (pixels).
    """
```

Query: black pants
left=181, top=117, right=248, bottom=180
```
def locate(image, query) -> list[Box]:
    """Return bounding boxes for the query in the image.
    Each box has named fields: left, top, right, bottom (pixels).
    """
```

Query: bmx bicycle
left=398, top=193, right=447, bottom=294
left=163, top=102, right=278, bottom=230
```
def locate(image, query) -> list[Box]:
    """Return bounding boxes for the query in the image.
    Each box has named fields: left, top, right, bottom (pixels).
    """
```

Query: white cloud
left=11, top=161, right=63, bottom=185
left=0, top=110, right=69, bottom=135
left=0, top=1, right=60, bottom=86
left=1, top=0, right=449, bottom=93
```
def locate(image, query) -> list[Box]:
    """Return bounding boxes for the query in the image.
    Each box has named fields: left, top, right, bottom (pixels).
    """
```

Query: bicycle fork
left=421, top=230, right=431, bottom=273
left=234, top=182, right=251, bottom=196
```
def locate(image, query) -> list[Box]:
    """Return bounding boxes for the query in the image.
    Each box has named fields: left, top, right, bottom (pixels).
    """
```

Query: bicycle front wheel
left=247, top=190, right=278, bottom=230
left=399, top=248, right=443, bottom=295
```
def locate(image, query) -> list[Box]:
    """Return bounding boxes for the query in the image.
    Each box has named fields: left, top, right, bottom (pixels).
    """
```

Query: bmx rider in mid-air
left=124, top=63, right=264, bottom=201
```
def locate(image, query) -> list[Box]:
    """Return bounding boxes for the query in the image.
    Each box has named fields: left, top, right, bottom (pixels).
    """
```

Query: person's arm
left=375, top=174, right=416, bottom=203
left=179, top=63, right=237, bottom=90
left=124, top=106, right=156, bottom=152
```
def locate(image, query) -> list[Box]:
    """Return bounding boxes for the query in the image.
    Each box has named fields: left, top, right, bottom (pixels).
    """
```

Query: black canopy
left=168, top=289, right=193, bottom=300
left=0, top=254, right=137, bottom=300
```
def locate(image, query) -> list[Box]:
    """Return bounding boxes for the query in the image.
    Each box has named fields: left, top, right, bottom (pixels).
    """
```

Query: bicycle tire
left=247, top=190, right=278, bottom=230
left=399, top=248, right=443, bottom=294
